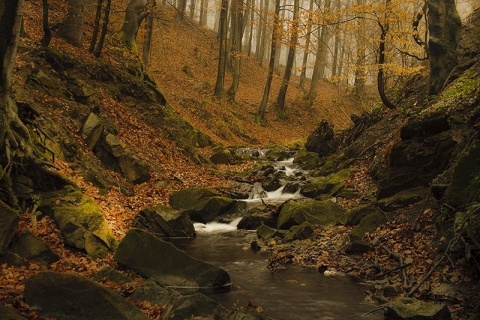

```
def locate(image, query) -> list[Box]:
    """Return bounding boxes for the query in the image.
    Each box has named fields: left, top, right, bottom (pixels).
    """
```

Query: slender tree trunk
left=427, top=0, right=461, bottom=94
left=377, top=0, right=396, bottom=109
left=299, top=0, right=314, bottom=88
left=227, top=0, right=244, bottom=101
left=274, top=0, right=299, bottom=119
left=94, top=0, right=111, bottom=57
left=331, top=0, right=341, bottom=77
left=41, top=0, right=51, bottom=47
left=89, top=0, right=104, bottom=53
left=255, top=0, right=264, bottom=61
left=258, top=0, right=269, bottom=65
left=189, top=0, right=195, bottom=20
left=213, top=0, right=229, bottom=98
left=353, top=0, right=366, bottom=96
left=256, top=0, right=280, bottom=125
left=273, top=0, right=285, bottom=73
left=200, top=0, right=208, bottom=26
left=59, top=0, right=85, bottom=47
left=305, top=0, right=331, bottom=108
left=247, top=0, right=255, bottom=56
left=177, top=0, right=187, bottom=21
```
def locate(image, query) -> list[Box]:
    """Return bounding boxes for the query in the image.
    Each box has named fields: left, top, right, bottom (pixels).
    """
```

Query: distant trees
left=59, top=0, right=85, bottom=47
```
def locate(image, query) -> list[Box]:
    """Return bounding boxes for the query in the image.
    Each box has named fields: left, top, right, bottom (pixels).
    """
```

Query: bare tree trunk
left=142, top=0, right=156, bottom=66
left=427, top=0, right=461, bottom=94
left=59, top=0, right=85, bottom=47
left=177, top=0, right=187, bottom=21
left=273, top=0, right=286, bottom=73
left=331, top=0, right=341, bottom=77
left=352, top=0, right=366, bottom=96
left=94, top=0, right=111, bottom=57
left=256, top=0, right=280, bottom=125
left=200, top=0, right=208, bottom=26
left=377, top=0, right=396, bottom=109
left=305, top=0, right=331, bottom=108
left=89, top=0, right=104, bottom=53
left=41, top=0, right=51, bottom=47
left=247, top=0, right=255, bottom=56
left=227, top=0, right=244, bottom=101
left=258, top=0, right=269, bottom=65
left=299, top=0, right=314, bottom=88
left=118, top=0, right=148, bottom=51
left=255, top=0, right=264, bottom=61
left=189, top=0, right=195, bottom=20
left=213, top=0, right=229, bottom=98
left=274, top=0, right=299, bottom=119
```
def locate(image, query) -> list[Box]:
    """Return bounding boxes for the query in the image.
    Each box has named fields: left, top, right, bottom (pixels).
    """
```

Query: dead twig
left=380, top=245, right=409, bottom=287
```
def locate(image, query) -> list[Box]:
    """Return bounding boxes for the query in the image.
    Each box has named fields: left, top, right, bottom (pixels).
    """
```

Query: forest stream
left=171, top=152, right=381, bottom=319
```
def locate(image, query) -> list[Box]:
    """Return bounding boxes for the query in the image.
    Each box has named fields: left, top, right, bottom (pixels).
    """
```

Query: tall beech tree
left=59, top=0, right=85, bottom=47
left=213, top=0, right=229, bottom=98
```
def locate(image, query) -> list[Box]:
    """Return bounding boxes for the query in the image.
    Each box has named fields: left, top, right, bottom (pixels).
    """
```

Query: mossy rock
left=284, top=223, right=314, bottom=242
left=187, top=196, right=235, bottom=223
left=0, top=201, right=19, bottom=253
left=276, top=199, right=348, bottom=230
left=350, top=211, right=388, bottom=241
left=9, top=232, right=58, bottom=265
left=385, top=298, right=451, bottom=319
left=130, top=279, right=178, bottom=306
left=210, top=148, right=234, bottom=164
left=445, top=139, right=480, bottom=208
left=169, top=188, right=218, bottom=210
left=0, top=304, right=27, bottom=319
left=293, top=149, right=320, bottom=170
left=39, top=189, right=117, bottom=257
left=301, top=169, right=352, bottom=198
left=378, top=187, right=427, bottom=212
left=346, top=204, right=383, bottom=226
left=256, top=224, right=279, bottom=240
left=311, top=153, right=346, bottom=177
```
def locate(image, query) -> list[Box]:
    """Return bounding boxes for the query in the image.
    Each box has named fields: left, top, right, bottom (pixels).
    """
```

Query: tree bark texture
left=94, top=0, right=111, bottom=57
left=213, top=0, right=229, bottom=97
left=41, top=0, right=51, bottom=47
left=227, top=0, right=244, bottom=101
left=118, top=0, right=148, bottom=51
left=427, top=0, right=461, bottom=94
left=59, top=0, right=85, bottom=47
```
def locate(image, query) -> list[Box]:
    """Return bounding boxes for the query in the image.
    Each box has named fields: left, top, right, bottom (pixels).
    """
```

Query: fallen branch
left=380, top=245, right=409, bottom=287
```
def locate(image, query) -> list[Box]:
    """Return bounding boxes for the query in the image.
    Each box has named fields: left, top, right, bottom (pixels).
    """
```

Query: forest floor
left=3, top=1, right=476, bottom=320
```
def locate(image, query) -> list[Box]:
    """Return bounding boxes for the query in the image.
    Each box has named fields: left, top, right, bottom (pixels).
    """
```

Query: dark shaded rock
left=445, top=140, right=480, bottom=208
left=238, top=206, right=277, bottom=230
left=293, top=149, right=320, bottom=170
left=377, top=131, right=456, bottom=199
left=346, top=204, right=382, bottom=226
left=345, top=240, right=374, bottom=254
left=114, top=229, right=230, bottom=288
left=133, top=205, right=195, bottom=238
left=385, top=298, right=451, bottom=320
left=9, top=232, right=58, bottom=265
left=82, top=112, right=104, bottom=150
left=300, top=169, right=351, bottom=198
left=39, top=189, right=117, bottom=257
left=378, top=187, right=427, bottom=212
left=130, top=279, right=178, bottom=306
left=0, top=202, right=19, bottom=253
left=0, top=250, right=28, bottom=267
left=92, top=267, right=133, bottom=285
left=262, top=176, right=282, bottom=192
left=265, top=148, right=295, bottom=161
left=210, top=148, right=233, bottom=164
left=94, top=133, right=151, bottom=184
left=229, top=307, right=267, bottom=320
left=0, top=304, right=26, bottom=320
left=187, top=196, right=235, bottom=223
left=284, top=223, right=314, bottom=242
left=169, top=188, right=218, bottom=210
left=24, top=271, right=147, bottom=320
left=165, top=293, right=229, bottom=320
left=400, top=111, right=450, bottom=140
left=283, top=181, right=301, bottom=194
left=67, top=78, right=95, bottom=104
left=350, top=211, right=388, bottom=241
left=305, top=120, right=337, bottom=156
left=277, top=199, right=348, bottom=230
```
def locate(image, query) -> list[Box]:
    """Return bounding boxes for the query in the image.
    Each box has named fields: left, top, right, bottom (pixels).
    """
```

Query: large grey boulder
left=130, top=279, right=178, bottom=306
left=350, top=211, right=388, bottom=241
left=114, top=228, right=230, bottom=289
left=186, top=196, right=235, bottom=223
left=39, top=189, right=117, bottom=257
left=24, top=271, right=147, bottom=320
left=276, top=199, right=348, bottom=230
left=82, top=112, right=104, bottom=150
left=385, top=298, right=451, bottom=320
left=300, top=169, right=351, bottom=198
left=164, top=293, right=229, bottom=320
left=0, top=201, right=19, bottom=253
left=133, top=204, right=195, bottom=238
left=8, top=232, right=58, bottom=265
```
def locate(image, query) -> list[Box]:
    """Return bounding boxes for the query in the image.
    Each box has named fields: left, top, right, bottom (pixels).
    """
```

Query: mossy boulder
left=238, top=205, right=277, bottom=230
left=210, top=148, right=234, bottom=164
left=24, top=271, right=147, bottom=320
left=350, top=211, right=388, bottom=241
left=378, top=187, right=427, bottom=212
left=39, top=189, right=117, bottom=257
left=164, top=293, right=229, bottom=320
left=276, top=199, right=348, bottom=230
left=445, top=140, right=480, bottom=208
left=132, top=204, right=195, bottom=238
left=256, top=224, right=279, bottom=240
left=304, top=120, right=337, bottom=157
left=346, top=204, right=383, bottom=226
left=284, top=223, right=314, bottom=242
left=114, top=228, right=230, bottom=288
left=186, top=196, right=235, bottom=223
left=293, top=149, right=320, bottom=170
left=169, top=187, right=218, bottom=210
left=385, top=298, right=451, bottom=320
left=130, top=279, right=178, bottom=306
left=300, top=169, right=352, bottom=198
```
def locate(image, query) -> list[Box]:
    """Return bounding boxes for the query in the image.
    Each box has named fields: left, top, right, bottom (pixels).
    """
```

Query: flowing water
left=171, top=151, right=382, bottom=319
left=171, top=229, right=382, bottom=320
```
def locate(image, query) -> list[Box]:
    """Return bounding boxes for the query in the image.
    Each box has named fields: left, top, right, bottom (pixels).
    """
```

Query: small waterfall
left=194, top=217, right=243, bottom=233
